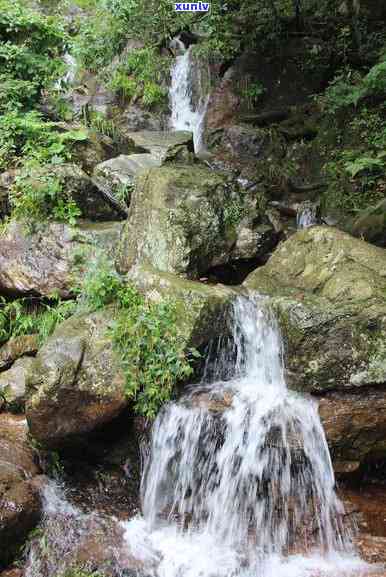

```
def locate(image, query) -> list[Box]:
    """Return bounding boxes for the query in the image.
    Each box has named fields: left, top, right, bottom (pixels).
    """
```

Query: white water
left=25, top=297, right=371, bottom=577
left=123, top=296, right=368, bottom=577
left=169, top=40, right=209, bottom=153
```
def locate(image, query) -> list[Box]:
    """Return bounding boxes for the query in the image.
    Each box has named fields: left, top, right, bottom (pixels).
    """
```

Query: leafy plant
left=0, top=296, right=76, bottom=346
left=77, top=262, right=197, bottom=418
left=108, top=47, right=169, bottom=109
left=10, top=171, right=81, bottom=226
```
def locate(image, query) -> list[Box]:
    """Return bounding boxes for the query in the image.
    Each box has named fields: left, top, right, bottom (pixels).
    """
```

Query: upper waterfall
left=169, top=40, right=209, bottom=153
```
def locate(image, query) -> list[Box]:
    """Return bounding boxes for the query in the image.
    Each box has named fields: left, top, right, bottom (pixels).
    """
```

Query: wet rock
left=0, top=414, right=41, bottom=568
left=0, top=335, right=39, bottom=371
left=0, top=220, right=121, bottom=297
left=26, top=308, right=127, bottom=448
left=123, top=130, right=194, bottom=163
left=244, top=226, right=386, bottom=466
left=117, top=165, right=277, bottom=279
left=24, top=481, right=148, bottom=577
left=0, top=357, right=35, bottom=412
left=93, top=153, right=161, bottom=197
left=245, top=226, right=386, bottom=392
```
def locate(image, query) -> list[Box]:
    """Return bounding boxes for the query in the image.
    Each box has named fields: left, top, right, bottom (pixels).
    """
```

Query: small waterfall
left=169, top=40, right=209, bottom=153
left=123, top=296, right=367, bottom=577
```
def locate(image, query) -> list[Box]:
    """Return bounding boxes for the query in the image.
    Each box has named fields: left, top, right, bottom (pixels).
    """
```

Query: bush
left=78, top=263, right=197, bottom=418
left=0, top=296, right=77, bottom=346
left=107, top=47, right=169, bottom=109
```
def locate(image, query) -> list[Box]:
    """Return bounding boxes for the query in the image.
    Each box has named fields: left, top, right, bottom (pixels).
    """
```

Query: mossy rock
left=25, top=308, right=127, bottom=448
left=117, top=164, right=275, bottom=279
left=244, top=226, right=386, bottom=393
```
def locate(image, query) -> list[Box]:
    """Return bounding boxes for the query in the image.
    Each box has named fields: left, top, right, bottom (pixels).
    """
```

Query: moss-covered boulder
left=0, top=220, right=121, bottom=297
left=25, top=308, right=127, bottom=448
left=127, top=264, right=238, bottom=349
left=117, top=165, right=277, bottom=278
left=244, top=226, right=386, bottom=393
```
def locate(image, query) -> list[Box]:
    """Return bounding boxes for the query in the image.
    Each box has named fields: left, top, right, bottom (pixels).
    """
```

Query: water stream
left=123, top=296, right=367, bottom=577
left=169, top=40, right=209, bottom=153
left=26, top=296, right=371, bottom=577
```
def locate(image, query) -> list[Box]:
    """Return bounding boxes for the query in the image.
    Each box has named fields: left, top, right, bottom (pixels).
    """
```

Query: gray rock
left=0, top=220, right=122, bottom=297
left=26, top=308, right=127, bottom=448
left=0, top=357, right=35, bottom=411
left=117, top=164, right=277, bottom=279
left=124, top=130, right=194, bottom=163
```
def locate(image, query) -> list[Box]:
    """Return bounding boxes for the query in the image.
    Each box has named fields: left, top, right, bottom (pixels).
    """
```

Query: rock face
left=0, top=357, right=35, bottom=411
left=93, top=153, right=160, bottom=195
left=0, top=220, right=122, bottom=297
left=244, top=226, right=386, bottom=467
left=117, top=165, right=277, bottom=278
left=0, top=414, right=41, bottom=568
left=26, top=308, right=127, bottom=448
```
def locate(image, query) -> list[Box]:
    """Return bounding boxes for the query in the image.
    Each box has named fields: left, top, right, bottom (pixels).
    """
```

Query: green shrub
left=10, top=171, right=81, bottom=226
left=0, top=296, right=76, bottom=346
left=108, top=47, right=169, bottom=109
left=77, top=263, right=197, bottom=418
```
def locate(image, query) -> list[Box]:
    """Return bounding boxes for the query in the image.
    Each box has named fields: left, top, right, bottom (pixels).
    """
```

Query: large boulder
left=0, top=414, right=41, bottom=567
left=26, top=308, right=127, bottom=448
left=244, top=226, right=386, bottom=468
left=117, top=165, right=278, bottom=278
left=0, top=220, right=121, bottom=297
left=244, top=226, right=386, bottom=392
left=93, top=153, right=160, bottom=199
left=13, top=164, right=124, bottom=222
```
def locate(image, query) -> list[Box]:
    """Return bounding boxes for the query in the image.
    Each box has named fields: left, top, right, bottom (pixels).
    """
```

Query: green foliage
left=0, top=0, right=66, bottom=111
left=0, top=106, right=88, bottom=171
left=77, top=262, right=197, bottom=418
left=108, top=47, right=169, bottom=109
left=0, top=296, right=76, bottom=346
left=10, top=171, right=81, bottom=226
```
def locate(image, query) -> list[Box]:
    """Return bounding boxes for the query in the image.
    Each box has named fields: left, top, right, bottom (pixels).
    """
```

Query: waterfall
left=123, top=296, right=367, bottom=577
left=25, top=296, right=369, bottom=577
left=169, top=40, right=209, bottom=153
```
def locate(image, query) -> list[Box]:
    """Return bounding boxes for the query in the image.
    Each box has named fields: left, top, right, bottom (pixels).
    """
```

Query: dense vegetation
left=1, top=0, right=386, bottom=419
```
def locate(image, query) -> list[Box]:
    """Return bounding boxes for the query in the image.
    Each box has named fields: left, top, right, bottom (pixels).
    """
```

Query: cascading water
left=25, top=296, right=372, bottom=577
left=123, top=295, right=368, bottom=577
left=169, top=39, right=209, bottom=153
